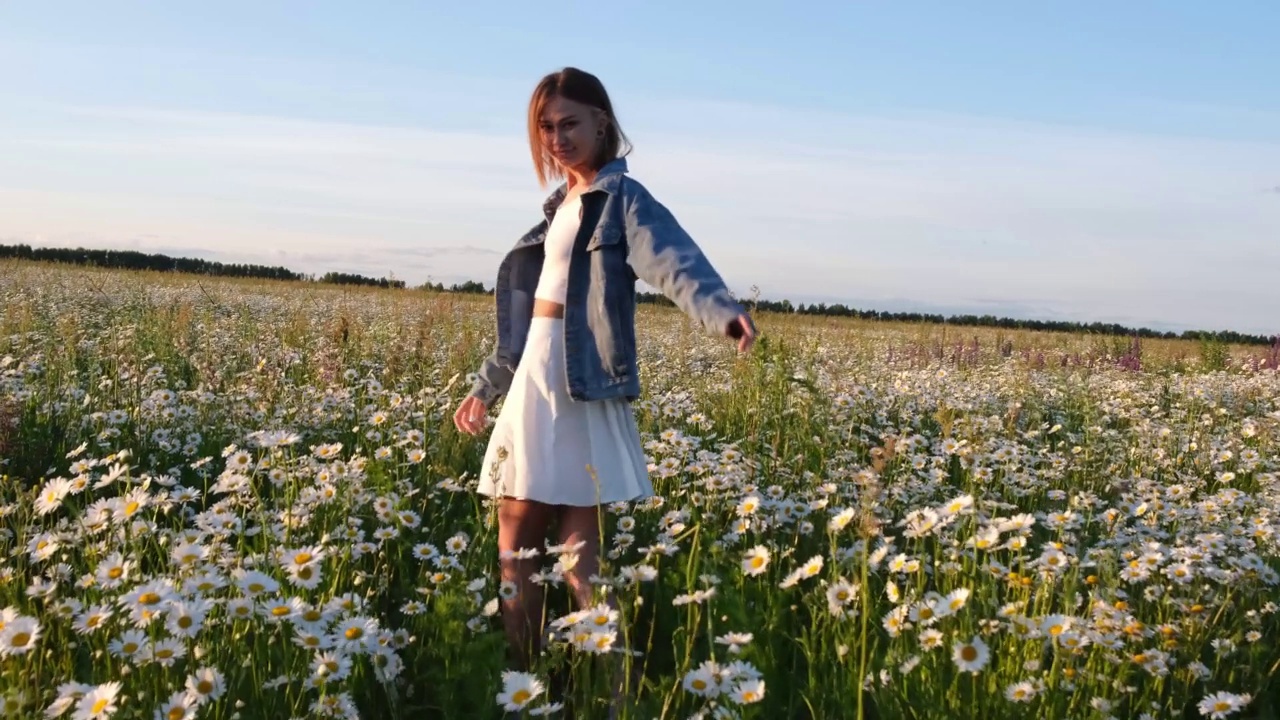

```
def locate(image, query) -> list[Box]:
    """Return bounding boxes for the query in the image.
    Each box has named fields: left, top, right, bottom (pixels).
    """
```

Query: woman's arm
left=622, top=184, right=754, bottom=337
left=467, top=350, right=515, bottom=409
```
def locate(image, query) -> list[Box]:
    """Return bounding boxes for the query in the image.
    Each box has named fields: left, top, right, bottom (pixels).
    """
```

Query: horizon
left=2, top=3, right=1278, bottom=336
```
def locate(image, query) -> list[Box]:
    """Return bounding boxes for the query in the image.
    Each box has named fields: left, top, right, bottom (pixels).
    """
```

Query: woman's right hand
left=453, top=395, right=488, bottom=435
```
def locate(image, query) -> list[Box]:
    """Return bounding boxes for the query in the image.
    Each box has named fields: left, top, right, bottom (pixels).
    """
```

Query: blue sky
left=2, top=2, right=1278, bottom=335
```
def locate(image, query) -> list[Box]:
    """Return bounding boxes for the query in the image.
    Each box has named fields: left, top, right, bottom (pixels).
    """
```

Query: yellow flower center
left=156, top=648, right=174, bottom=659
left=196, top=680, right=213, bottom=694
left=304, top=610, right=322, bottom=622
left=107, top=567, right=124, bottom=579
left=512, top=689, right=531, bottom=704
left=177, top=616, right=193, bottom=629
left=960, top=646, right=978, bottom=662
left=123, top=642, right=139, bottom=653
left=272, top=606, right=290, bottom=617
left=138, top=592, right=160, bottom=605
left=750, top=557, right=765, bottom=568
left=345, top=627, right=363, bottom=640
left=168, top=707, right=185, bottom=720
left=124, top=501, right=140, bottom=515
left=11, top=632, right=31, bottom=647
left=692, top=679, right=707, bottom=691
left=293, top=552, right=312, bottom=565
left=92, top=699, right=109, bottom=714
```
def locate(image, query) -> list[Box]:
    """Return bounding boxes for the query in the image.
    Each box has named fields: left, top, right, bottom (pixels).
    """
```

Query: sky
left=1, top=2, right=1278, bottom=335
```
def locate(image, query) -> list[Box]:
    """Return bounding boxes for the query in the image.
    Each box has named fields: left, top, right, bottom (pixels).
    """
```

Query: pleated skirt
left=476, top=317, right=653, bottom=507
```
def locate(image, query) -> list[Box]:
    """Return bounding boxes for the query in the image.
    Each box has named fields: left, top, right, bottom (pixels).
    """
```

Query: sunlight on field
left=1, top=262, right=1278, bottom=719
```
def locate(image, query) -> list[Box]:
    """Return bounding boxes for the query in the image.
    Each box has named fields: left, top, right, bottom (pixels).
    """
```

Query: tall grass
left=1, top=261, right=1278, bottom=719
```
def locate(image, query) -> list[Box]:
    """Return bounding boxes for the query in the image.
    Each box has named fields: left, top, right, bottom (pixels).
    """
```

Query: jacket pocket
left=585, top=222, right=624, bottom=251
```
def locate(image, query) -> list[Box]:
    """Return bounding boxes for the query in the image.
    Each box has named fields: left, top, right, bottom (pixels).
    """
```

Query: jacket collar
left=540, top=157, right=629, bottom=222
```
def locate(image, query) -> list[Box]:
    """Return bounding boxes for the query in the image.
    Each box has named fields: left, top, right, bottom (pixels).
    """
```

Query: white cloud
left=1, top=97, right=1277, bottom=335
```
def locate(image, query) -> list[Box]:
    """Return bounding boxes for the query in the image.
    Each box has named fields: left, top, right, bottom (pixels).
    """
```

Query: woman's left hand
left=727, top=313, right=756, bottom=354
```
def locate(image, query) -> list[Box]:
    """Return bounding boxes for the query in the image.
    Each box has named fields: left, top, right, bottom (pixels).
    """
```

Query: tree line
left=0, top=243, right=401, bottom=289
left=3, top=242, right=1275, bottom=346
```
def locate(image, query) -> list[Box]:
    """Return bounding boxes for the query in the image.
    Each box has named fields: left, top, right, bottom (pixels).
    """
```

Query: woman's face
left=538, top=95, right=605, bottom=175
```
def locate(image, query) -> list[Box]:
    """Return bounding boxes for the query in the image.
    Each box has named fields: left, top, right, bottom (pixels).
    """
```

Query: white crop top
left=533, top=193, right=583, bottom=304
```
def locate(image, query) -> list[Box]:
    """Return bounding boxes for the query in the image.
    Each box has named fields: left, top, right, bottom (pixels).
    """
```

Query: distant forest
left=3, top=242, right=1275, bottom=346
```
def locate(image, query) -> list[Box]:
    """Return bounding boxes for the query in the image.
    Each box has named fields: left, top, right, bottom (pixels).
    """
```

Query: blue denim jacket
left=467, top=157, right=750, bottom=407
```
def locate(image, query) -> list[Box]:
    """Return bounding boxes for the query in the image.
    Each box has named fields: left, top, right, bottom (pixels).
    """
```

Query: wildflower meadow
left=1, top=261, right=1278, bottom=720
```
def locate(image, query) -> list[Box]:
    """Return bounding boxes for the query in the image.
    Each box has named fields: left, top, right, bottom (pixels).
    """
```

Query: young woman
left=453, top=67, right=756, bottom=685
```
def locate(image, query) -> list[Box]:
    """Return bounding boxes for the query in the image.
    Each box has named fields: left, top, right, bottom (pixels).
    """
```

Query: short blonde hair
left=527, top=67, right=632, bottom=188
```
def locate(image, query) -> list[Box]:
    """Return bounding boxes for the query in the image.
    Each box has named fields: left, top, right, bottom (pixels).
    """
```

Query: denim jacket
left=467, top=157, right=750, bottom=408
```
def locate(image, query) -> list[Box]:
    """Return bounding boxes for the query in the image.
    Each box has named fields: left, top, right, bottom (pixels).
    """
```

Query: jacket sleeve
left=467, top=350, right=515, bottom=410
left=622, top=184, right=753, bottom=336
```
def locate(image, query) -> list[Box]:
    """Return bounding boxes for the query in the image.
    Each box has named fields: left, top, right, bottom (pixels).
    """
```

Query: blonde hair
left=527, top=67, right=632, bottom=188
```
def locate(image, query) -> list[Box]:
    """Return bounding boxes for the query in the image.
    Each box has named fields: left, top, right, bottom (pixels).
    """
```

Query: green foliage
left=1, top=265, right=1279, bottom=720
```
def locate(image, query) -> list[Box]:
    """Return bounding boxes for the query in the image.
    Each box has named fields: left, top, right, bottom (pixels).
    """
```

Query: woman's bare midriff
left=533, top=299, right=565, bottom=318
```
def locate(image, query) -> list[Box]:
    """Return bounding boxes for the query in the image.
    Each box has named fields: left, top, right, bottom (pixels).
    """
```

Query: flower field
left=1, top=262, right=1278, bottom=719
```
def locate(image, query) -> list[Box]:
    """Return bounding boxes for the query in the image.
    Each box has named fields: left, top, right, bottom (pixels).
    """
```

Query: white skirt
left=476, top=316, right=653, bottom=507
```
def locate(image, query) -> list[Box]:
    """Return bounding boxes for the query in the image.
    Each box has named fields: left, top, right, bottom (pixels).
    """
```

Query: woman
left=453, top=67, right=756, bottom=687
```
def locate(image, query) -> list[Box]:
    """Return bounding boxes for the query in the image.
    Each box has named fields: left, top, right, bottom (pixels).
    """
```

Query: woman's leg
left=557, top=504, right=635, bottom=718
left=555, top=504, right=608, bottom=609
left=498, top=497, right=555, bottom=670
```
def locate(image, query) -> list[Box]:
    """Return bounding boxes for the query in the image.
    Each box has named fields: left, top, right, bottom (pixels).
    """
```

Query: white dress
left=475, top=194, right=654, bottom=507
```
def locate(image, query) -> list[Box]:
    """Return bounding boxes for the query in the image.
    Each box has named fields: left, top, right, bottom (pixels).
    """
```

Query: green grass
left=1, top=261, right=1278, bottom=720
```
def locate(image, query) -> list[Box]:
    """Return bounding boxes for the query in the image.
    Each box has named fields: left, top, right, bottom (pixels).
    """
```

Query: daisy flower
left=154, top=690, right=194, bottom=720
left=74, top=681, right=121, bottom=720
left=1198, top=691, right=1251, bottom=719
left=682, top=663, right=721, bottom=698
left=495, top=671, right=545, bottom=712
left=73, top=605, right=113, bottom=635
left=332, top=616, right=379, bottom=654
left=741, top=545, right=771, bottom=576
left=0, top=615, right=41, bottom=657
left=1005, top=681, right=1037, bottom=702
left=108, top=629, right=147, bottom=660
left=715, top=632, right=754, bottom=654
left=730, top=679, right=765, bottom=704
left=952, top=636, right=990, bottom=673
left=184, top=666, right=226, bottom=705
